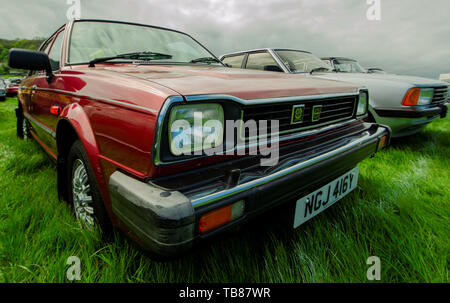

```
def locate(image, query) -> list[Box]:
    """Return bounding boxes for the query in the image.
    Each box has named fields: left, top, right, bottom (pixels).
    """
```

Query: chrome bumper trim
left=191, top=126, right=388, bottom=208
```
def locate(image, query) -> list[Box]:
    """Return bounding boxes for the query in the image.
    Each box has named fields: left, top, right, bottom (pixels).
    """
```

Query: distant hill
left=0, top=38, right=45, bottom=74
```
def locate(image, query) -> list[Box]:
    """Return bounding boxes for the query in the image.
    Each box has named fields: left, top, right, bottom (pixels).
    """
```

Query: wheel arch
left=56, top=118, right=79, bottom=202
left=56, top=104, right=109, bottom=212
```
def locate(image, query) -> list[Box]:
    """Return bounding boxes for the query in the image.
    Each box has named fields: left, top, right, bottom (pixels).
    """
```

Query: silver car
left=220, top=49, right=449, bottom=138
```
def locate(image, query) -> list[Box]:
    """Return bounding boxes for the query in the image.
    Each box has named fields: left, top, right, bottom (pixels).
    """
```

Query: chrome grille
left=242, top=96, right=357, bottom=138
left=432, top=86, right=448, bottom=104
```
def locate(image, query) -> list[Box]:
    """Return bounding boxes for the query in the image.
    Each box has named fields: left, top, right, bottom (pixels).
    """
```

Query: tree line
left=0, top=38, right=45, bottom=75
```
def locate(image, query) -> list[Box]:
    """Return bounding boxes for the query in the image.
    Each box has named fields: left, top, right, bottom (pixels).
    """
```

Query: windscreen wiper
left=310, top=67, right=331, bottom=74
left=190, top=57, right=222, bottom=64
left=89, top=51, right=172, bottom=67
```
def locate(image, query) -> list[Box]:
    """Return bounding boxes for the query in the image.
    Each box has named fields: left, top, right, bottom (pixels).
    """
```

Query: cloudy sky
left=1, top=0, right=449, bottom=78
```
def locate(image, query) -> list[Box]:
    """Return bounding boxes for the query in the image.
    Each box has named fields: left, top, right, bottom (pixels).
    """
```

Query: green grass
left=0, top=96, right=448, bottom=283
left=0, top=75, right=21, bottom=80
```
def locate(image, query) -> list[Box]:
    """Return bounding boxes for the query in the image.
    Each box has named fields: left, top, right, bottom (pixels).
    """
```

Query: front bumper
left=374, top=104, right=447, bottom=119
left=109, top=124, right=390, bottom=256
left=372, top=104, right=447, bottom=137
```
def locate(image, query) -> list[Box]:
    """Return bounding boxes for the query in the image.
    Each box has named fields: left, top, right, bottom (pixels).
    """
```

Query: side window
left=322, top=59, right=332, bottom=67
left=245, top=52, right=281, bottom=71
left=222, top=55, right=245, bottom=68
left=47, top=30, right=65, bottom=71
left=41, top=38, right=54, bottom=54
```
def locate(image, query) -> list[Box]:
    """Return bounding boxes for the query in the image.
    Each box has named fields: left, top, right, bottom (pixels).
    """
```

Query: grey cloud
left=0, top=0, right=448, bottom=78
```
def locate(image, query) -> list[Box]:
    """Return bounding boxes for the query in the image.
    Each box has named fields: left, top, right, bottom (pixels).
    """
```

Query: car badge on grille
left=312, top=105, right=323, bottom=122
left=291, top=104, right=305, bottom=124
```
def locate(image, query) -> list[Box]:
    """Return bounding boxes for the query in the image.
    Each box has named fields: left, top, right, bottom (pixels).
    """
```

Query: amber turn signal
left=402, top=88, right=421, bottom=106
left=378, top=135, right=388, bottom=150
left=199, top=200, right=245, bottom=235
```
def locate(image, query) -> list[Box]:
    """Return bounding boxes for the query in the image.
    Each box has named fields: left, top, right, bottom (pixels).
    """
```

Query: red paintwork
left=19, top=21, right=361, bottom=228
left=6, top=85, right=19, bottom=95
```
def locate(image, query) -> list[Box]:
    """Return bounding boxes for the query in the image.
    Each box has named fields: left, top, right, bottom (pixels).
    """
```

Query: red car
left=9, top=19, right=390, bottom=256
left=5, top=77, right=21, bottom=96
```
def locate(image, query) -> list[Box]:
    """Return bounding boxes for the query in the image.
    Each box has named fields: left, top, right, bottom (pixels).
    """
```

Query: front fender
left=57, top=103, right=113, bottom=220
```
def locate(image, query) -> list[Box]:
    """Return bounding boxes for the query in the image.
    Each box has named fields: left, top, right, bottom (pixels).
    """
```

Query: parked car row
left=221, top=49, right=449, bottom=138
left=0, top=77, right=25, bottom=98
left=6, top=19, right=447, bottom=257
left=5, top=77, right=22, bottom=97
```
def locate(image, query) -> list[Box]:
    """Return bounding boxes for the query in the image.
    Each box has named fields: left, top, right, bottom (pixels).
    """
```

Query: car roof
left=321, top=57, right=357, bottom=62
left=68, top=19, right=190, bottom=37
left=42, top=19, right=194, bottom=51
left=221, top=48, right=311, bottom=58
left=42, top=19, right=215, bottom=66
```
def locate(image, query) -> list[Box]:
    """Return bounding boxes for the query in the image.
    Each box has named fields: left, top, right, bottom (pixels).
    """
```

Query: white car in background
left=220, top=49, right=449, bottom=138
left=440, top=74, right=450, bottom=85
left=366, top=67, right=386, bottom=74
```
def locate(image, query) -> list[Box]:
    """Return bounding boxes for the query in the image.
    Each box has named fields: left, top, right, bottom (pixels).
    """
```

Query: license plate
left=293, top=167, right=359, bottom=228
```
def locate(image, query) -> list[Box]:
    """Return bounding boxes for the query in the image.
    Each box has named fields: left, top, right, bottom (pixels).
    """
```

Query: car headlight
left=357, top=91, right=368, bottom=116
left=402, top=88, right=434, bottom=106
left=168, top=103, right=224, bottom=156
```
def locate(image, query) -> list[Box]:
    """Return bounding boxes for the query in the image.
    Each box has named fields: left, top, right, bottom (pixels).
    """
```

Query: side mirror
left=264, top=65, right=283, bottom=73
left=8, top=48, right=53, bottom=82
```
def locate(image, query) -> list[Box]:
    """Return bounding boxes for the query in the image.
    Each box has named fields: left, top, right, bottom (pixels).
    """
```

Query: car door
left=29, top=29, right=66, bottom=157
left=21, top=37, right=54, bottom=136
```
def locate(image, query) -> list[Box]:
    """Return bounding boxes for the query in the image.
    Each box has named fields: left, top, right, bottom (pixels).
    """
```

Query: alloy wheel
left=72, top=159, right=95, bottom=229
left=22, top=119, right=28, bottom=140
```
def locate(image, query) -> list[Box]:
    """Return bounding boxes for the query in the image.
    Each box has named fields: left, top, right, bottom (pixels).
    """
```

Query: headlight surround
left=357, top=91, right=368, bottom=116
left=418, top=88, right=434, bottom=105
left=168, top=103, right=224, bottom=156
left=402, top=88, right=434, bottom=106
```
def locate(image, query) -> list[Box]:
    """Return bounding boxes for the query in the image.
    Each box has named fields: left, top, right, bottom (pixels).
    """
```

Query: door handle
left=30, top=85, right=37, bottom=99
left=27, top=85, right=38, bottom=112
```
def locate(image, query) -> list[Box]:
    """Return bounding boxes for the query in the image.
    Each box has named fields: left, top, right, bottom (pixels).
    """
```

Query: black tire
left=16, top=106, right=31, bottom=140
left=67, top=140, right=112, bottom=234
left=0, top=96, right=5, bottom=102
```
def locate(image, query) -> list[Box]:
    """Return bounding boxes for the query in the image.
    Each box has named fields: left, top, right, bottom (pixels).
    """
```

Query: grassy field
left=1, top=75, right=23, bottom=80
left=0, top=96, right=448, bottom=283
